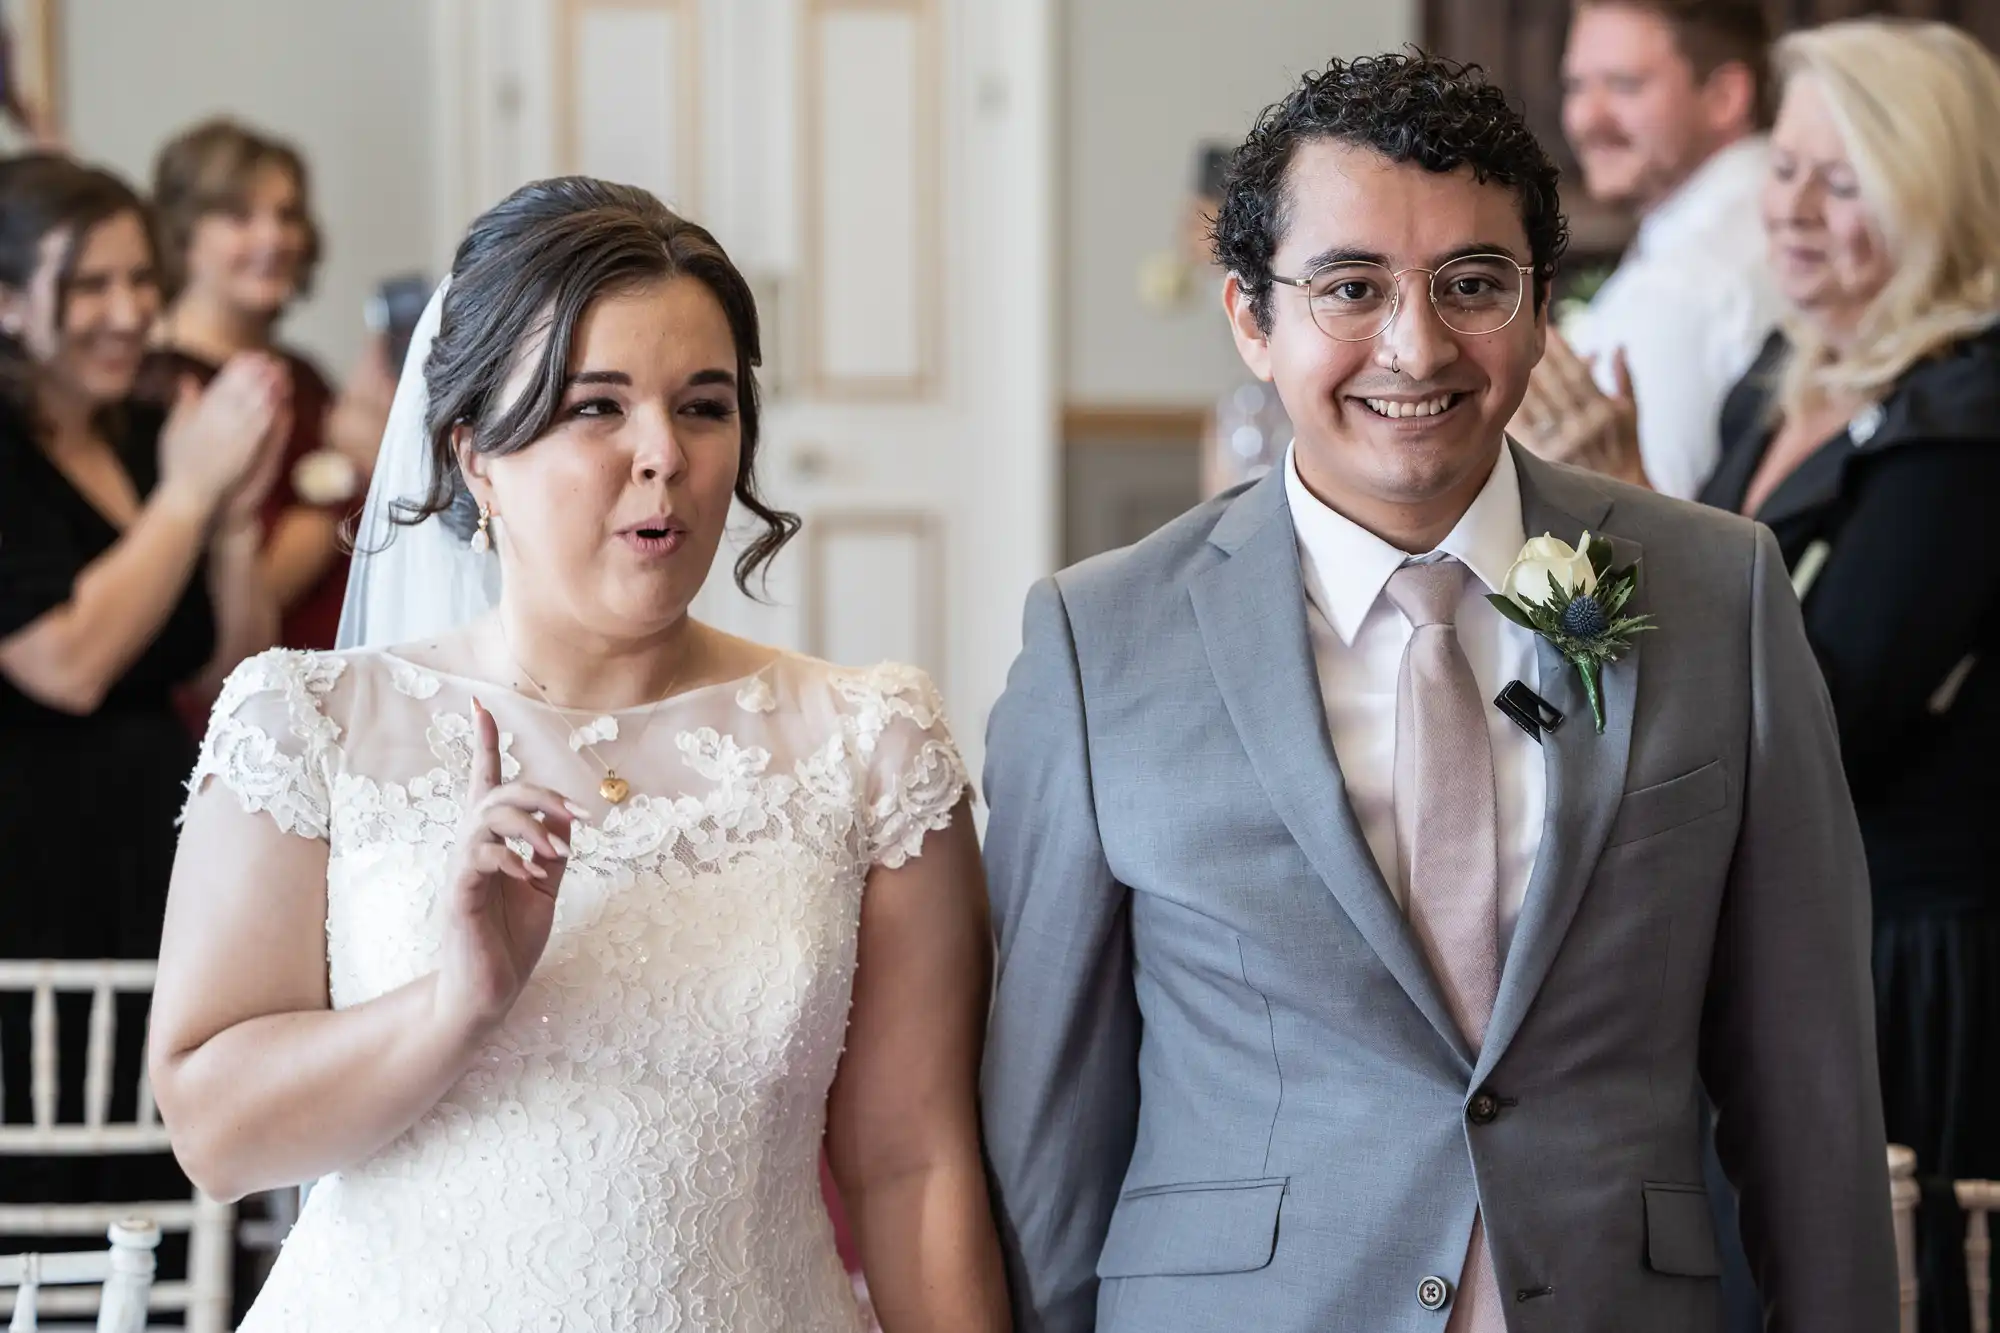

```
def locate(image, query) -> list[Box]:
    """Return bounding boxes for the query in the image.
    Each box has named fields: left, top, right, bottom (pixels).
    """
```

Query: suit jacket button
left=1417, top=1275, right=1452, bottom=1311
left=1467, top=1090, right=1500, bottom=1125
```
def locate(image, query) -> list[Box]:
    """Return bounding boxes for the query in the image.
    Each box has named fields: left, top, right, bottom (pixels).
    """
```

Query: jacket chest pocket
left=1605, top=760, right=1729, bottom=849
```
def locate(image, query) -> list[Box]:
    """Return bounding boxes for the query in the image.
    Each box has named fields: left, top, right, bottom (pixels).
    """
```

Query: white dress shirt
left=1285, top=446, right=1545, bottom=955
left=1567, top=136, right=1783, bottom=502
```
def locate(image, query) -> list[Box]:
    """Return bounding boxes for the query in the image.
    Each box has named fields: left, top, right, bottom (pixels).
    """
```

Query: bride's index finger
left=469, top=697, right=503, bottom=798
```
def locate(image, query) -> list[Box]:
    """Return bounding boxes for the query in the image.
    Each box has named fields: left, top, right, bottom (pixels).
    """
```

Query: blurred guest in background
left=1516, top=0, right=1780, bottom=499
left=1508, top=21, right=2000, bottom=1327
left=0, top=152, right=284, bottom=1247
left=1708, top=25, right=2000, bottom=1330
left=140, top=118, right=393, bottom=656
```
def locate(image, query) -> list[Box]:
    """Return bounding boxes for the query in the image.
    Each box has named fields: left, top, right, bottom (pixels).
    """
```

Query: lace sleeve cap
left=836, top=663, right=970, bottom=870
left=185, top=648, right=346, bottom=840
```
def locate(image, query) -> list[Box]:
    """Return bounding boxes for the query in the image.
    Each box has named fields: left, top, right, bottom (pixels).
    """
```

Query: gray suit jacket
left=979, top=447, right=1896, bottom=1333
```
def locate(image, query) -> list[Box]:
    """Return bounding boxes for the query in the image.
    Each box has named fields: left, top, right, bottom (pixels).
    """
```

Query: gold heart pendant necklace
left=502, top=633, right=685, bottom=805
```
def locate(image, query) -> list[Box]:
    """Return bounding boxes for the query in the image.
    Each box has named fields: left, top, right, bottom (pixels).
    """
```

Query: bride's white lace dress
left=191, top=646, right=968, bottom=1332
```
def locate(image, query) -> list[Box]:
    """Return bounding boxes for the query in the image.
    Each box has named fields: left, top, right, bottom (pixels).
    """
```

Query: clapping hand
left=220, top=385, right=295, bottom=530
left=157, top=353, right=288, bottom=518
left=1510, top=331, right=1650, bottom=489
left=433, top=700, right=583, bottom=1038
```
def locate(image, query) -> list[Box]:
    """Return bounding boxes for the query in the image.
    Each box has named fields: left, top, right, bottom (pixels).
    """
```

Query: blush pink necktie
left=1387, top=559, right=1505, bottom=1333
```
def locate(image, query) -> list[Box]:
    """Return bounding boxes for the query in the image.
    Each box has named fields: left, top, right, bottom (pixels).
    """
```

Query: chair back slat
left=83, top=983, right=115, bottom=1131
left=0, top=963, right=158, bottom=989
left=0, top=1250, right=110, bottom=1287
left=0, top=1125, right=172, bottom=1153
left=28, top=985, right=54, bottom=1133
left=2, top=965, right=166, bottom=1150
left=135, top=1068, right=157, bottom=1131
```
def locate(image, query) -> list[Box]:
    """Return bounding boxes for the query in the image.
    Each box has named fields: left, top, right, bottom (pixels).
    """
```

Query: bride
left=149, top=176, right=1010, bottom=1331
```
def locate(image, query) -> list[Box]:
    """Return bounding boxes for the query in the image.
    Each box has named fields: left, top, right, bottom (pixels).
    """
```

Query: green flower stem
left=1573, top=655, right=1607, bottom=735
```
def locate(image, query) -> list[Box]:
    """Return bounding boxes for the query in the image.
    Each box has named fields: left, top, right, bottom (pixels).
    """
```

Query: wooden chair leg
left=97, top=1219, right=160, bottom=1333
left=1957, top=1181, right=2000, bottom=1333
left=9, top=1253, right=39, bottom=1333
left=184, top=1193, right=235, bottom=1333
left=1969, top=1211, right=1991, bottom=1333
left=1891, top=1146, right=1922, bottom=1333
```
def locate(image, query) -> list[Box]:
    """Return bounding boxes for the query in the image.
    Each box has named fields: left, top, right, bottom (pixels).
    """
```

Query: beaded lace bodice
left=191, top=647, right=968, bottom=1332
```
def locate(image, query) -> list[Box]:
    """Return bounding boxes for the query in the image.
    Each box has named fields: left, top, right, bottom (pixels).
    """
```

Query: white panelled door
left=432, top=0, right=1056, bottom=778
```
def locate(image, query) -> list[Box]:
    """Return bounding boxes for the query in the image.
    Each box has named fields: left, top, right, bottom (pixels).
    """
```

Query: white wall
left=58, top=0, right=1416, bottom=398
left=63, top=0, right=436, bottom=376
left=1064, top=0, right=1417, bottom=406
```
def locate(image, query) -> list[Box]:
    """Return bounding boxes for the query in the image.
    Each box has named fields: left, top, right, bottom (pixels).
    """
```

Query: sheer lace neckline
left=374, top=647, right=784, bottom=716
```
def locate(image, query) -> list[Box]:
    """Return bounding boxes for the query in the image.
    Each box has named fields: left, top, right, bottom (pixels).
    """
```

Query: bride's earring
left=470, top=504, right=494, bottom=555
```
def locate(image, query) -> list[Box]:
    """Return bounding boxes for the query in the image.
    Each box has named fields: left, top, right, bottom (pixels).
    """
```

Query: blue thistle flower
left=1561, top=594, right=1610, bottom=640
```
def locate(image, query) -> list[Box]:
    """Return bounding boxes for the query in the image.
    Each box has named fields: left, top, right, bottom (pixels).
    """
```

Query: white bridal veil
left=334, top=278, right=502, bottom=650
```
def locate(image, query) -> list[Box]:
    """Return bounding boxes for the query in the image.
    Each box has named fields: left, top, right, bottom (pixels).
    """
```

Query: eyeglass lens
left=1302, top=256, right=1524, bottom=340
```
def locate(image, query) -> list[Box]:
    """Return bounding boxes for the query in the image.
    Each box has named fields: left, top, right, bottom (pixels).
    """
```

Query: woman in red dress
left=137, top=119, right=392, bottom=663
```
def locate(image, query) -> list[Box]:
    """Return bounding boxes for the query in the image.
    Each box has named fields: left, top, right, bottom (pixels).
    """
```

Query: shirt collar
left=1634, top=136, right=1769, bottom=259
left=1285, top=443, right=1527, bottom=647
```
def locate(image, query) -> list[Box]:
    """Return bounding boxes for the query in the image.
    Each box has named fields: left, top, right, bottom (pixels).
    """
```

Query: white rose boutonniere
left=1489, top=531, right=1653, bottom=734
left=1501, top=533, right=1600, bottom=607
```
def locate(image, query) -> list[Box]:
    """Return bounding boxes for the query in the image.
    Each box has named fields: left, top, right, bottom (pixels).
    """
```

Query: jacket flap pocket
left=1096, top=1178, right=1287, bottom=1279
left=1608, top=761, right=1728, bottom=848
left=1643, top=1182, right=1721, bottom=1277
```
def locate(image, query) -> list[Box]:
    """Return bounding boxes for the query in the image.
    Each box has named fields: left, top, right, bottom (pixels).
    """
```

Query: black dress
left=0, top=400, right=210, bottom=1289
left=1701, top=327, right=2000, bottom=1333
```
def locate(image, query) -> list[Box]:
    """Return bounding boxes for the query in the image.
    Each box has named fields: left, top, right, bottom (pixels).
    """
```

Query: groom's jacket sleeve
left=979, top=576, right=1138, bottom=1333
left=1701, top=524, right=1899, bottom=1332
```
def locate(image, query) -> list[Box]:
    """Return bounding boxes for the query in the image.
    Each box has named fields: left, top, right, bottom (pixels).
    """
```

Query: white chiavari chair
left=0, top=962, right=231, bottom=1332
left=1957, top=1178, right=2000, bottom=1333
left=0, top=1219, right=160, bottom=1332
left=1890, top=1144, right=1922, bottom=1333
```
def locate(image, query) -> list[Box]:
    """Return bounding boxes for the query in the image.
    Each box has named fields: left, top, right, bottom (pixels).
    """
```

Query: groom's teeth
left=1364, top=395, right=1456, bottom=418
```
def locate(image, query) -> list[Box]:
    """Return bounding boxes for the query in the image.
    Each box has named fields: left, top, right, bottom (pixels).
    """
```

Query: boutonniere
left=1488, top=532, right=1653, bottom=734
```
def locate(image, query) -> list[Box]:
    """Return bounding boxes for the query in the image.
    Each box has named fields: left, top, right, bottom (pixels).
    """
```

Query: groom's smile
left=1226, top=137, right=1548, bottom=550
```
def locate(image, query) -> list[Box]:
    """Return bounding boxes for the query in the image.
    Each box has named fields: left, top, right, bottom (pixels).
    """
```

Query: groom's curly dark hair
left=1212, top=51, right=1569, bottom=334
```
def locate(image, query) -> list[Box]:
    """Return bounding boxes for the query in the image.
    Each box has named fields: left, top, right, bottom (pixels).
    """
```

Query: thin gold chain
left=500, top=633, right=687, bottom=796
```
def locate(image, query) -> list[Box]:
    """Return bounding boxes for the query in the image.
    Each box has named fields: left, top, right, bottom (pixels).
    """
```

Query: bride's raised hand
left=433, top=699, right=582, bottom=1039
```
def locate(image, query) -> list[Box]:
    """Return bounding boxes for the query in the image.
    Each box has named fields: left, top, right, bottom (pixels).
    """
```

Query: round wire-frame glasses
left=1269, top=254, right=1536, bottom=343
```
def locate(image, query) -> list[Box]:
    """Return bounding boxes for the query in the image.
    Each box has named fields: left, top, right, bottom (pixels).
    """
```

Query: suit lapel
left=1190, top=474, right=1473, bottom=1066
left=1474, top=448, right=1640, bottom=1084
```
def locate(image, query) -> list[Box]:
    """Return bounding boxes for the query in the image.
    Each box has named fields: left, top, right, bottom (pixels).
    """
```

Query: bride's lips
left=616, top=514, right=688, bottom=558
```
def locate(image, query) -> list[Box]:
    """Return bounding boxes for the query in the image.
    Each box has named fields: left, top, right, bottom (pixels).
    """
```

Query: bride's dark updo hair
left=395, top=176, right=799, bottom=593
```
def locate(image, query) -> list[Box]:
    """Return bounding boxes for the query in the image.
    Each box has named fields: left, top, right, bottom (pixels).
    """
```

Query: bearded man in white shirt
left=1514, top=0, right=1782, bottom=501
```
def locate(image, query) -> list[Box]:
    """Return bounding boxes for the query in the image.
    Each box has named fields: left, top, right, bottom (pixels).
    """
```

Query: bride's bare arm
left=825, top=801, right=1011, bottom=1332
left=150, top=702, right=576, bottom=1204
left=148, top=793, right=483, bottom=1203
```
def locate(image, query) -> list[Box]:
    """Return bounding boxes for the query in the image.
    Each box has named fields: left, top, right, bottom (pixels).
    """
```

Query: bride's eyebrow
left=564, top=370, right=631, bottom=389
left=560, top=369, right=736, bottom=390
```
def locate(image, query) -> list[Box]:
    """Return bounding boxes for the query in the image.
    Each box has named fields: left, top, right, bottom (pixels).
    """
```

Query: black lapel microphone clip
left=1494, top=680, right=1564, bottom=743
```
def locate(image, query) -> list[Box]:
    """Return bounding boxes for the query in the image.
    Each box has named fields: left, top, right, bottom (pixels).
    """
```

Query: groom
left=979, top=53, right=1895, bottom=1333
